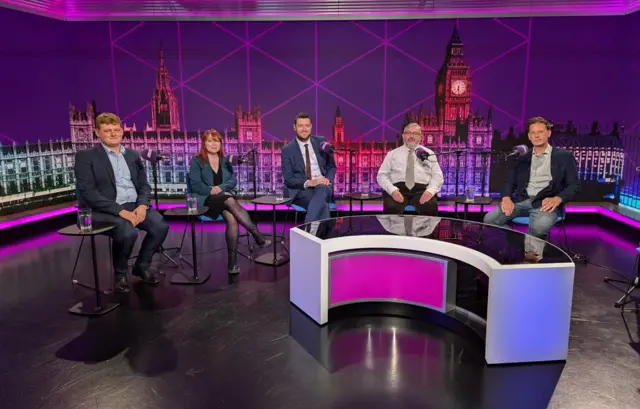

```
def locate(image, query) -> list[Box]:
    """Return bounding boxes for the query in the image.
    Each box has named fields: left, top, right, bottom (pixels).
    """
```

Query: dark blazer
left=501, top=146, right=580, bottom=208
left=74, top=145, right=151, bottom=216
left=281, top=135, right=337, bottom=199
left=188, top=156, right=237, bottom=207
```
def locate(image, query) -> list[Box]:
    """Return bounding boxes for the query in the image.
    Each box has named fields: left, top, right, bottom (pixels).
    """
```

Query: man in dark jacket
left=483, top=117, right=580, bottom=239
left=75, top=113, right=169, bottom=293
left=281, top=113, right=336, bottom=223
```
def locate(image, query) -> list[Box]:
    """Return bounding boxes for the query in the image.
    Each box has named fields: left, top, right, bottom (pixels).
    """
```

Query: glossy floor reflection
left=0, top=221, right=638, bottom=409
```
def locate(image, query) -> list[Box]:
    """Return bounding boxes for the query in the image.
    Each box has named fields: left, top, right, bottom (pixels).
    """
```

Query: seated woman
left=189, top=129, right=269, bottom=274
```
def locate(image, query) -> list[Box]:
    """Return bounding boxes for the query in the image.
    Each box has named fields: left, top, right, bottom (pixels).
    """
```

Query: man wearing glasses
left=483, top=116, right=580, bottom=241
left=376, top=122, right=444, bottom=216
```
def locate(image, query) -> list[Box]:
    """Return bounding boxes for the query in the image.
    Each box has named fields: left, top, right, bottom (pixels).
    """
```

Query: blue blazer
left=74, top=145, right=151, bottom=216
left=188, top=156, right=237, bottom=207
left=281, top=135, right=337, bottom=199
left=501, top=147, right=580, bottom=208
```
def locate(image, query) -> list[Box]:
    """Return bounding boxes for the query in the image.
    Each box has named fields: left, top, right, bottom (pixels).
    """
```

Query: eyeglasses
left=403, top=132, right=421, bottom=137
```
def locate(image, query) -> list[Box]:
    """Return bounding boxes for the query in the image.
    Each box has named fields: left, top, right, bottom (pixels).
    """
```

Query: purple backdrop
left=0, top=8, right=639, bottom=143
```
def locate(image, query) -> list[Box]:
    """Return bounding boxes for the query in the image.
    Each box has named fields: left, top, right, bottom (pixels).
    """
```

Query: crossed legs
left=292, top=185, right=333, bottom=223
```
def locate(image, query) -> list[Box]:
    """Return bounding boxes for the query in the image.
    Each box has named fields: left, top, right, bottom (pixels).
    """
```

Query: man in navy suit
left=75, top=113, right=169, bottom=293
left=281, top=113, right=337, bottom=223
left=484, top=116, right=580, bottom=241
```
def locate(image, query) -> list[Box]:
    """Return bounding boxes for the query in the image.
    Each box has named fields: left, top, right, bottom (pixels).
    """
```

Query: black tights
left=221, top=197, right=261, bottom=250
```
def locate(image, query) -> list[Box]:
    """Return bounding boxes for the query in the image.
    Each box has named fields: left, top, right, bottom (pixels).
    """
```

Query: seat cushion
left=198, top=215, right=223, bottom=222
left=511, top=215, right=565, bottom=225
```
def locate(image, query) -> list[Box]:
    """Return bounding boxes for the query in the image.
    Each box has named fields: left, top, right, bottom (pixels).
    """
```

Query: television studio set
left=0, top=1, right=639, bottom=408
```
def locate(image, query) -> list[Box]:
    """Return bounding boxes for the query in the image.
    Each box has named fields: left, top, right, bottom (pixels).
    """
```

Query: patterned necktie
left=405, top=147, right=415, bottom=190
left=305, top=144, right=312, bottom=179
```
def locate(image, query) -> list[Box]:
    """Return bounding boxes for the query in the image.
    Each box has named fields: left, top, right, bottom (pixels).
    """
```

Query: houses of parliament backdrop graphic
left=0, top=9, right=639, bottom=215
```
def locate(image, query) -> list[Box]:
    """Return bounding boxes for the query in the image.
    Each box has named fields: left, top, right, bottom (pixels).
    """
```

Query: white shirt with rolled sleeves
left=376, top=144, right=444, bottom=196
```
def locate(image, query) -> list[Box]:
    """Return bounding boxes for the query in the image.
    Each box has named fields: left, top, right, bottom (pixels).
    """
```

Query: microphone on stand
left=320, top=141, right=336, bottom=154
left=506, top=145, right=529, bottom=158
left=227, top=147, right=258, bottom=166
left=140, top=149, right=169, bottom=165
left=415, top=147, right=432, bottom=161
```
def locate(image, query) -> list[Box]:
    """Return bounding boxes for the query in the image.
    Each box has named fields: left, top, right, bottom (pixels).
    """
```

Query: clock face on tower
left=451, top=80, right=466, bottom=95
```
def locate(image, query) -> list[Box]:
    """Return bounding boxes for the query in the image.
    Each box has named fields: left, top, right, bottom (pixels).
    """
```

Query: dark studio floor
left=0, top=218, right=639, bottom=409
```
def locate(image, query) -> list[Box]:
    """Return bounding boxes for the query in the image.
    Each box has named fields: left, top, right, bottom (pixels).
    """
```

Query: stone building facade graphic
left=0, top=28, right=625, bottom=214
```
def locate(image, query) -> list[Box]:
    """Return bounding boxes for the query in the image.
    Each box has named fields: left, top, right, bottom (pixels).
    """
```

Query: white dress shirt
left=297, top=138, right=322, bottom=178
left=297, top=138, right=322, bottom=188
left=376, top=144, right=444, bottom=196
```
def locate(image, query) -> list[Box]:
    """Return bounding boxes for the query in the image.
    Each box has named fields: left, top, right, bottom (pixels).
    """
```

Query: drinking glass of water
left=276, top=191, right=284, bottom=202
left=186, top=194, right=198, bottom=213
left=465, top=186, right=476, bottom=202
left=78, top=208, right=92, bottom=232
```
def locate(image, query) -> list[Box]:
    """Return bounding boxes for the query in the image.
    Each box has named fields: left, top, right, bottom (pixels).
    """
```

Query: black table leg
left=68, top=236, right=120, bottom=316
left=349, top=197, right=353, bottom=216
left=255, top=205, right=289, bottom=266
left=171, top=215, right=210, bottom=285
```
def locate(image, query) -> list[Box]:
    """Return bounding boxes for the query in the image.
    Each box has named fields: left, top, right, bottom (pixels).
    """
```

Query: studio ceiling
left=1, top=0, right=639, bottom=21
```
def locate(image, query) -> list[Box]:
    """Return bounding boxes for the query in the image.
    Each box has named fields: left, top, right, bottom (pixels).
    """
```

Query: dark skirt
left=203, top=194, right=231, bottom=220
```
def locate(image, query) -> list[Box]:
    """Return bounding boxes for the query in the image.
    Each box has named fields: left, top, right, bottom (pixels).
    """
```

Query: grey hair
left=403, top=122, right=422, bottom=132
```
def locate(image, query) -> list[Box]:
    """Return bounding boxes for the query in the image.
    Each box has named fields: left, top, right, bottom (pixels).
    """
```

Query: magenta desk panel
left=329, top=251, right=456, bottom=314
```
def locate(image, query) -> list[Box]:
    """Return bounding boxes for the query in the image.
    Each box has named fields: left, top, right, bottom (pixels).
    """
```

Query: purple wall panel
left=0, top=7, right=638, bottom=143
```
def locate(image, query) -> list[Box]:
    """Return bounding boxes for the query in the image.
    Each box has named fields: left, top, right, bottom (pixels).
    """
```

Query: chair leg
left=561, top=222, right=569, bottom=251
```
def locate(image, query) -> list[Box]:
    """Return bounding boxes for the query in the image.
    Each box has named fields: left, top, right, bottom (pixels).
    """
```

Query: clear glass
left=186, top=194, right=198, bottom=213
left=78, top=208, right=92, bottom=231
left=276, top=191, right=284, bottom=202
left=465, top=186, right=476, bottom=202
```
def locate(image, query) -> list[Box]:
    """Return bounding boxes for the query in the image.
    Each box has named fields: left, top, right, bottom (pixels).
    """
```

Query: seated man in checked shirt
left=376, top=122, right=444, bottom=216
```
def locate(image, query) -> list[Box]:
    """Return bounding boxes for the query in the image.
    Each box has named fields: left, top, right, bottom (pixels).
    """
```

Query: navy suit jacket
left=74, top=145, right=151, bottom=216
left=281, top=135, right=337, bottom=199
left=501, top=146, right=580, bottom=208
left=188, top=156, right=237, bottom=207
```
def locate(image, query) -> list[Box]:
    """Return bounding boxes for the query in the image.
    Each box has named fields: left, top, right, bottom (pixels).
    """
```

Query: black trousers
left=382, top=182, right=438, bottom=216
left=92, top=203, right=169, bottom=276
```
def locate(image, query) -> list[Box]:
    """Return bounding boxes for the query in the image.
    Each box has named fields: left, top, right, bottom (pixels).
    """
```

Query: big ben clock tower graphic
left=435, top=26, right=472, bottom=139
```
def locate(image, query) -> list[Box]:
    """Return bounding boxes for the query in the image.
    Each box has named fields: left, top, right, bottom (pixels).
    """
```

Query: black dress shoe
left=114, top=275, right=131, bottom=293
left=131, top=269, right=160, bottom=285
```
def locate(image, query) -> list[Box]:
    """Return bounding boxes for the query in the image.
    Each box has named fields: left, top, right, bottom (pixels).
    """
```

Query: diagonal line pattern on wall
left=245, top=22, right=251, bottom=110
left=472, top=40, right=528, bottom=74
left=108, top=22, right=119, bottom=115
left=262, top=86, right=316, bottom=118
left=493, top=19, right=529, bottom=40
left=112, top=43, right=181, bottom=84
left=112, top=22, right=145, bottom=44
left=521, top=18, right=533, bottom=127
left=183, top=85, right=234, bottom=115
left=108, top=18, right=533, bottom=146
left=177, top=22, right=187, bottom=130
left=0, top=132, right=15, bottom=143
left=472, top=93, right=521, bottom=124
left=182, top=45, right=245, bottom=85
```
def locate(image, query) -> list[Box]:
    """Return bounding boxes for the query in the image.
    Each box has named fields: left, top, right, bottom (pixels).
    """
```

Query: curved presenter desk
left=289, top=215, right=575, bottom=365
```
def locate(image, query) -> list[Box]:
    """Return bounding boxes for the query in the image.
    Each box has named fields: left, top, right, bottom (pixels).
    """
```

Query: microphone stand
left=454, top=150, right=464, bottom=197
left=149, top=158, right=180, bottom=268
left=480, top=151, right=490, bottom=197
left=237, top=148, right=259, bottom=260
